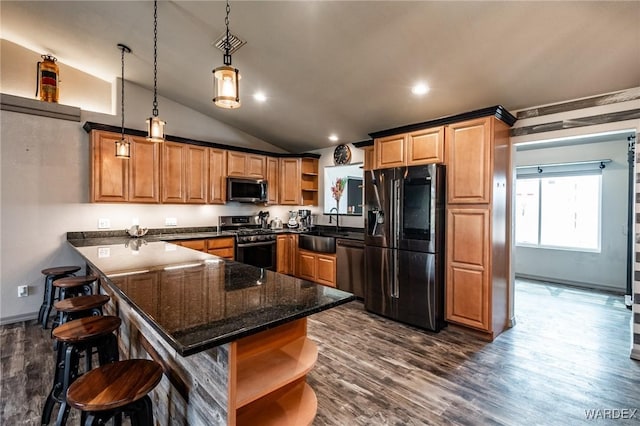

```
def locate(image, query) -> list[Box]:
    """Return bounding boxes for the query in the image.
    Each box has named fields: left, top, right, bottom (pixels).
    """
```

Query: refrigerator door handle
left=391, top=248, right=399, bottom=298
left=393, top=178, right=401, bottom=246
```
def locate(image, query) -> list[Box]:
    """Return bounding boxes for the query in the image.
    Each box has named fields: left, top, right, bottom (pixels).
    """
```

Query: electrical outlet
left=165, top=217, right=177, bottom=226
left=18, top=285, right=28, bottom=297
left=98, top=218, right=111, bottom=229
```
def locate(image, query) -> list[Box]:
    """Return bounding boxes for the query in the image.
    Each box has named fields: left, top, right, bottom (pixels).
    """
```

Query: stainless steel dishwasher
left=336, top=238, right=364, bottom=298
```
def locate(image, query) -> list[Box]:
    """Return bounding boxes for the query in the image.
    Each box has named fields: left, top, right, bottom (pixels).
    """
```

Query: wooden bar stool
left=52, top=294, right=110, bottom=331
left=53, top=275, right=97, bottom=301
left=67, top=359, right=163, bottom=426
left=39, top=266, right=81, bottom=329
left=42, top=316, right=121, bottom=426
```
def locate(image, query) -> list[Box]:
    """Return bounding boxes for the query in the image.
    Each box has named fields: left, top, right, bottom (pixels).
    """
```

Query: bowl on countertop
left=126, top=225, right=149, bottom=238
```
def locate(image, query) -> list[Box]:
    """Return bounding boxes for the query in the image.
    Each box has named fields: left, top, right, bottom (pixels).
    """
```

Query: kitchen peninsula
left=68, top=237, right=354, bottom=425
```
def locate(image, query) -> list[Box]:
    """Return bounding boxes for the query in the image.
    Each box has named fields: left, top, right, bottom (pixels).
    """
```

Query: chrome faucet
left=328, top=207, right=339, bottom=232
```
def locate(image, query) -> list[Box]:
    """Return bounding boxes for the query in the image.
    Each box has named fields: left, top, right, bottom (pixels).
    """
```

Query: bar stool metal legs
left=38, top=266, right=81, bottom=329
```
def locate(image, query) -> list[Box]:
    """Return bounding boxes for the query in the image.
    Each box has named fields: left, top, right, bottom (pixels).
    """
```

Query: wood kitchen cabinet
left=279, top=158, right=301, bottom=205
left=374, top=126, right=444, bottom=169
left=91, top=130, right=160, bottom=203
left=300, top=158, right=319, bottom=206
left=209, top=148, right=227, bottom=204
left=266, top=157, right=279, bottom=204
left=444, top=116, right=511, bottom=340
left=207, top=237, right=235, bottom=260
left=363, top=146, right=375, bottom=171
left=162, top=142, right=208, bottom=204
left=176, top=239, right=206, bottom=252
left=296, top=249, right=336, bottom=287
left=227, top=151, right=266, bottom=178
left=277, top=234, right=298, bottom=275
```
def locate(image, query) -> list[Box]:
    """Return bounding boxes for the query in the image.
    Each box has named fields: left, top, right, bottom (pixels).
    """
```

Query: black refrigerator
left=364, top=164, right=446, bottom=331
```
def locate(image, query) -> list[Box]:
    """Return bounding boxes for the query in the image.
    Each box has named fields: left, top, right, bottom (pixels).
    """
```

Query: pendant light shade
left=213, top=0, right=240, bottom=109
left=115, top=43, right=131, bottom=159
left=213, top=65, right=240, bottom=109
left=146, top=116, right=166, bottom=142
left=147, top=0, right=165, bottom=142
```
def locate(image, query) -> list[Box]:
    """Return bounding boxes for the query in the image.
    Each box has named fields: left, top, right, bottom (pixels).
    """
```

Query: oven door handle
left=236, top=241, right=276, bottom=248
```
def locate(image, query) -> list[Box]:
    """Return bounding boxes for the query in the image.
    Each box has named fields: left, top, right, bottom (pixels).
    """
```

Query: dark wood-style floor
left=2, top=280, right=638, bottom=425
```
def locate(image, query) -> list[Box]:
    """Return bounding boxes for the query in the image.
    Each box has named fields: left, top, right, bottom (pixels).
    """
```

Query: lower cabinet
left=296, top=249, right=336, bottom=287
left=276, top=234, right=298, bottom=275
left=174, top=237, right=235, bottom=260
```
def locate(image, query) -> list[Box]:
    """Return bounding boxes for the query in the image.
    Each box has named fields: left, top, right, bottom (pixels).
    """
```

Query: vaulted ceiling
left=2, top=1, right=639, bottom=153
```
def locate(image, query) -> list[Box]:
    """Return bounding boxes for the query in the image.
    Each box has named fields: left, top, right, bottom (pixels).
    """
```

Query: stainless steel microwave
left=227, top=177, right=268, bottom=203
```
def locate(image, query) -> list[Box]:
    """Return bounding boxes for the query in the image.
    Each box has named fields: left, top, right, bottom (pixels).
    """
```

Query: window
left=515, top=173, right=601, bottom=251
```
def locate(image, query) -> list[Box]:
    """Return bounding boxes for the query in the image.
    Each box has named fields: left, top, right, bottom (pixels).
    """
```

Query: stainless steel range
left=219, top=215, right=277, bottom=270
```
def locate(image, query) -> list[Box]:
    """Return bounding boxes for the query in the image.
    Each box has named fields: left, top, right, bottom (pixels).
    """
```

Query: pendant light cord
left=224, top=0, right=231, bottom=65
left=152, top=0, right=159, bottom=117
left=120, top=46, right=126, bottom=137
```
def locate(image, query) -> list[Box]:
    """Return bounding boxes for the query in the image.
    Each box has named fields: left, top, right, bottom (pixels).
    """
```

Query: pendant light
left=146, top=0, right=165, bottom=142
left=115, top=44, right=132, bottom=158
left=213, top=0, right=240, bottom=109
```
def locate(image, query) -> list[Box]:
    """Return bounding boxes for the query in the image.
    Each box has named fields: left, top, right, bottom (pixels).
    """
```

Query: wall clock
left=333, top=144, right=352, bottom=165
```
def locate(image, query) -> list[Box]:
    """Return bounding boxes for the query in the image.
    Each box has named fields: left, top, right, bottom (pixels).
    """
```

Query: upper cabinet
left=209, top=148, right=227, bottom=204
left=266, top=157, right=279, bottom=204
left=162, top=142, right=208, bottom=204
left=227, top=152, right=266, bottom=178
left=363, top=146, right=375, bottom=171
left=374, top=126, right=444, bottom=169
left=446, top=118, right=492, bottom=204
left=279, top=158, right=301, bottom=205
left=90, top=130, right=160, bottom=203
left=86, top=124, right=320, bottom=206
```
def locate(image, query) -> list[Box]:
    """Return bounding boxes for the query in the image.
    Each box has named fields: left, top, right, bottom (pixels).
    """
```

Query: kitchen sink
left=298, top=234, right=336, bottom=254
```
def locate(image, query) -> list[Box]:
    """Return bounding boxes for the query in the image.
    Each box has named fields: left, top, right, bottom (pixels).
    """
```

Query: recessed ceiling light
left=253, top=92, right=267, bottom=102
left=411, top=83, right=430, bottom=95
left=329, top=134, right=339, bottom=142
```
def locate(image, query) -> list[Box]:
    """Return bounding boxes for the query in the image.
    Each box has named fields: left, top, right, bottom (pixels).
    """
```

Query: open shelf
left=236, top=336, right=318, bottom=408
left=236, top=379, right=317, bottom=426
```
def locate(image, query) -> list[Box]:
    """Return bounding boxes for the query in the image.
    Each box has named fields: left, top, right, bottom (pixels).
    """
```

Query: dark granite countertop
left=68, top=240, right=355, bottom=356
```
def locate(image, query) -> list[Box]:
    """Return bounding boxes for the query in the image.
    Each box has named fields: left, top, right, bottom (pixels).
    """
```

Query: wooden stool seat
left=39, top=266, right=81, bottom=329
left=54, top=295, right=110, bottom=313
left=53, top=316, right=121, bottom=343
left=52, top=295, right=111, bottom=332
left=41, top=266, right=81, bottom=276
left=67, top=359, right=163, bottom=412
left=53, top=275, right=97, bottom=301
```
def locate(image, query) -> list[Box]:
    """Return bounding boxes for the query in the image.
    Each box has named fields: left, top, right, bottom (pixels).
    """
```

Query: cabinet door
left=363, top=146, right=375, bottom=171
left=316, top=254, right=336, bottom=287
left=446, top=208, right=490, bottom=331
left=266, top=157, right=279, bottom=204
left=279, top=158, right=301, bottom=205
left=375, top=134, right=405, bottom=169
left=227, top=151, right=247, bottom=177
left=246, top=154, right=266, bottom=178
left=185, top=145, right=208, bottom=204
left=297, top=250, right=316, bottom=281
left=446, top=118, right=492, bottom=204
left=407, top=127, right=444, bottom=165
left=178, top=239, right=207, bottom=252
left=209, top=148, right=227, bottom=204
left=128, top=136, right=160, bottom=203
left=91, top=131, right=128, bottom=202
left=288, top=234, right=298, bottom=276
left=276, top=235, right=289, bottom=274
left=162, top=142, right=186, bottom=203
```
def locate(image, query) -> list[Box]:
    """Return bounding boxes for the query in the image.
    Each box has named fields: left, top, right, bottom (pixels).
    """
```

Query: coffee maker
left=298, top=209, right=311, bottom=230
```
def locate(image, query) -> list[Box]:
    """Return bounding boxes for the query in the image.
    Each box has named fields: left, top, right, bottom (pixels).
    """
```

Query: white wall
left=514, top=138, right=629, bottom=291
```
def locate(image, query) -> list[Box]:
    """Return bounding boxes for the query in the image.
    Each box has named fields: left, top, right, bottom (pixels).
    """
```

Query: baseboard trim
left=515, top=273, right=625, bottom=295
left=0, top=312, right=38, bottom=326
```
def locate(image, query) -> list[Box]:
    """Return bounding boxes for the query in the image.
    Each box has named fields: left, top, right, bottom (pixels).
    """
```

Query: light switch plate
left=165, top=217, right=177, bottom=226
left=98, top=218, right=110, bottom=229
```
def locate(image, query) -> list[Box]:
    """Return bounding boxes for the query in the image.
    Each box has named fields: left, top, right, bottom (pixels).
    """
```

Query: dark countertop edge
left=69, top=242, right=355, bottom=356
left=179, top=296, right=355, bottom=356
left=82, top=122, right=320, bottom=159
left=368, top=105, right=517, bottom=139
left=67, top=226, right=365, bottom=243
